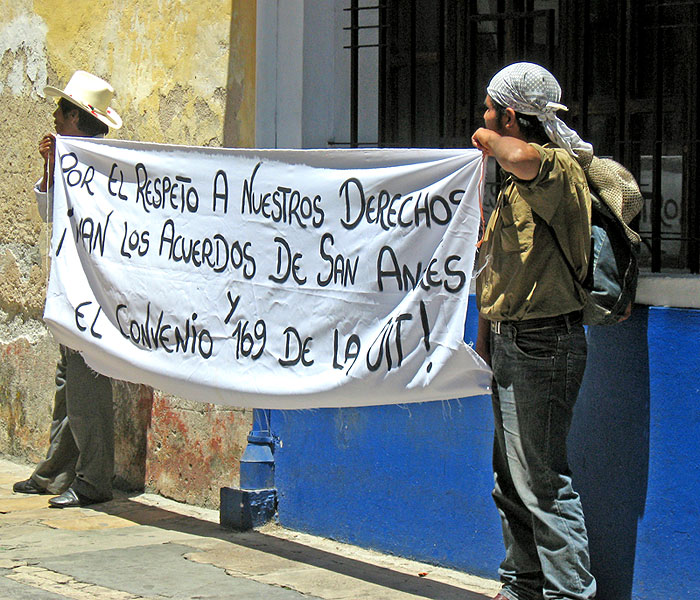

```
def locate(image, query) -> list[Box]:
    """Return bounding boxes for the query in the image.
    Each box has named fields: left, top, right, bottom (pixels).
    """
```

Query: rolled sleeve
left=34, top=180, right=52, bottom=222
left=512, top=144, right=575, bottom=224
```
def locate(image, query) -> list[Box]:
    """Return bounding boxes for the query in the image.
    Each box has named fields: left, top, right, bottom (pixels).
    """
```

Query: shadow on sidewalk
left=97, top=496, right=492, bottom=600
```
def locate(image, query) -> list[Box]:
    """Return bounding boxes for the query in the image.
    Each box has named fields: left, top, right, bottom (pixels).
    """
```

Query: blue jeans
left=490, top=313, right=596, bottom=600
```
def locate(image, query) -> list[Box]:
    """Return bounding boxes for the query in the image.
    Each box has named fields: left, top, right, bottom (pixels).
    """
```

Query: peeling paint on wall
left=29, top=0, right=246, bottom=147
left=2, top=0, right=257, bottom=507
left=0, top=307, right=49, bottom=345
left=0, top=13, right=48, bottom=98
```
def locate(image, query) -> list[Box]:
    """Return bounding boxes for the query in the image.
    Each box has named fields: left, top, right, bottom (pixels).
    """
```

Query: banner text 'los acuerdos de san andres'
left=44, top=137, right=490, bottom=408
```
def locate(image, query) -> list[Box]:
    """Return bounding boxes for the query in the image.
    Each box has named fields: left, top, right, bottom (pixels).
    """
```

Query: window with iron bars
left=345, top=0, right=700, bottom=273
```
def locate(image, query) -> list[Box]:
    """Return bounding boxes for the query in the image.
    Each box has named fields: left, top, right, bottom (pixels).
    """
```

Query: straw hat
left=578, top=154, right=643, bottom=244
left=44, top=70, right=122, bottom=130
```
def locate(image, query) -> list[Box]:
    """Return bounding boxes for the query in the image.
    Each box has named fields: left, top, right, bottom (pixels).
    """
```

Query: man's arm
left=37, top=133, right=56, bottom=192
left=475, top=315, right=491, bottom=366
left=471, top=128, right=541, bottom=181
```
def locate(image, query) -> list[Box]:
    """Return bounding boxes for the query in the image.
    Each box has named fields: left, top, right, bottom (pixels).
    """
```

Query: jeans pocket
left=512, top=328, right=558, bottom=360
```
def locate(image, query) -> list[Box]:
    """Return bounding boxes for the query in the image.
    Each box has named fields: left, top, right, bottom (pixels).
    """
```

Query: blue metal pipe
left=240, top=408, right=275, bottom=491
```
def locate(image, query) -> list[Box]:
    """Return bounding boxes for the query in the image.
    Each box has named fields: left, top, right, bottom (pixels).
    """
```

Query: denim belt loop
left=564, top=312, right=574, bottom=333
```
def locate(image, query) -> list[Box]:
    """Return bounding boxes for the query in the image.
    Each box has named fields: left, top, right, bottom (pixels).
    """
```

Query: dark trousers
left=30, top=346, right=114, bottom=500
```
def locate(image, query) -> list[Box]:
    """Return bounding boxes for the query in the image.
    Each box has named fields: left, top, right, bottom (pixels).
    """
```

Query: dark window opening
left=346, top=0, right=700, bottom=273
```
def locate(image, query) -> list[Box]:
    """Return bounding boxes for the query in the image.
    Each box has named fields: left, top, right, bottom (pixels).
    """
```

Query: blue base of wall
left=271, top=399, right=501, bottom=577
left=270, top=301, right=700, bottom=599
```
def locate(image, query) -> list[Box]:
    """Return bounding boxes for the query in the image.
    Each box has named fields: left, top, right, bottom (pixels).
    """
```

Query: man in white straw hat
left=472, top=62, right=597, bottom=600
left=13, top=70, right=122, bottom=508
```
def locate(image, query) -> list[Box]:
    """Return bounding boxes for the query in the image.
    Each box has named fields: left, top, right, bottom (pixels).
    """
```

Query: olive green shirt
left=476, top=144, right=591, bottom=321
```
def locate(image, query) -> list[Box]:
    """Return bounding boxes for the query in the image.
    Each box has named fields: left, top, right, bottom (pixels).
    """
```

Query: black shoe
left=48, top=488, right=100, bottom=508
left=13, top=478, right=47, bottom=494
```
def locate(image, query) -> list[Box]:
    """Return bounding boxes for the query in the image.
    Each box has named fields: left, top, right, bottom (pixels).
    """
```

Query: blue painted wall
left=270, top=300, right=700, bottom=599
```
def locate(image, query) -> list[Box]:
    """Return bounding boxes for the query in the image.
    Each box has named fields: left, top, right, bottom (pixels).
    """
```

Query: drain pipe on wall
left=220, top=408, right=277, bottom=529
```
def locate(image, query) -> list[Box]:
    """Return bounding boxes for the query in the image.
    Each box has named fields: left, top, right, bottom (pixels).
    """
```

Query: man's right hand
left=39, top=133, right=56, bottom=161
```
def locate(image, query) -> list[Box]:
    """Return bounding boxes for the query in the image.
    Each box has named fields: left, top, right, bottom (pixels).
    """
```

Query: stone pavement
left=0, top=456, right=500, bottom=600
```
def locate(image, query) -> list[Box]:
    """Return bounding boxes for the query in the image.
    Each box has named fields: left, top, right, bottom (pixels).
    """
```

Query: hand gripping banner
left=44, top=137, right=490, bottom=408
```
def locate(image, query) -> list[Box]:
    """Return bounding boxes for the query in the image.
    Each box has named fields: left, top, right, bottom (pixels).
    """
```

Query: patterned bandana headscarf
left=486, top=62, right=593, bottom=161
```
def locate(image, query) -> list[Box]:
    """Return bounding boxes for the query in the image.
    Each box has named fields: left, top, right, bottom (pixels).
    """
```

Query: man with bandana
left=472, top=63, right=597, bottom=600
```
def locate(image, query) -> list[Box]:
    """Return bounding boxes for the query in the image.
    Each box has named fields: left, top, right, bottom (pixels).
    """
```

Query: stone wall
left=0, top=0, right=256, bottom=508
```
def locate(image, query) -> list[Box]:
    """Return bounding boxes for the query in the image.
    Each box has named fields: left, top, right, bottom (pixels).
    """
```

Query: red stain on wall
left=144, top=393, right=251, bottom=508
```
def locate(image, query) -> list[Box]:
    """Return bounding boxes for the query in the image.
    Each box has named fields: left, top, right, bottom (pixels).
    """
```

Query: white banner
left=44, top=137, right=490, bottom=408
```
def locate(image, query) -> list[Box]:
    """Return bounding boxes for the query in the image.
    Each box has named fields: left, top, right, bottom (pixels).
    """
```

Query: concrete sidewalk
left=0, top=456, right=500, bottom=600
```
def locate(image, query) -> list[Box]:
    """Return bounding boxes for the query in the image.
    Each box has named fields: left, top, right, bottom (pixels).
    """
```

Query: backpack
left=553, top=156, right=643, bottom=326
left=578, top=189, right=641, bottom=325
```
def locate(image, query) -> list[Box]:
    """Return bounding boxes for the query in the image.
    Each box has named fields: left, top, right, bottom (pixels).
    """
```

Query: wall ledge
left=636, top=272, right=700, bottom=309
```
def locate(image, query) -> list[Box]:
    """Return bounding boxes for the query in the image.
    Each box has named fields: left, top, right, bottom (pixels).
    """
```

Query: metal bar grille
left=652, top=1, right=664, bottom=271
left=344, top=1, right=386, bottom=147
left=349, top=0, right=359, bottom=147
left=349, top=0, right=700, bottom=272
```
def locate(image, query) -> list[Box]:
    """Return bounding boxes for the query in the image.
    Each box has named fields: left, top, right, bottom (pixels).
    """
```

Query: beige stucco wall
left=0, top=0, right=257, bottom=508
